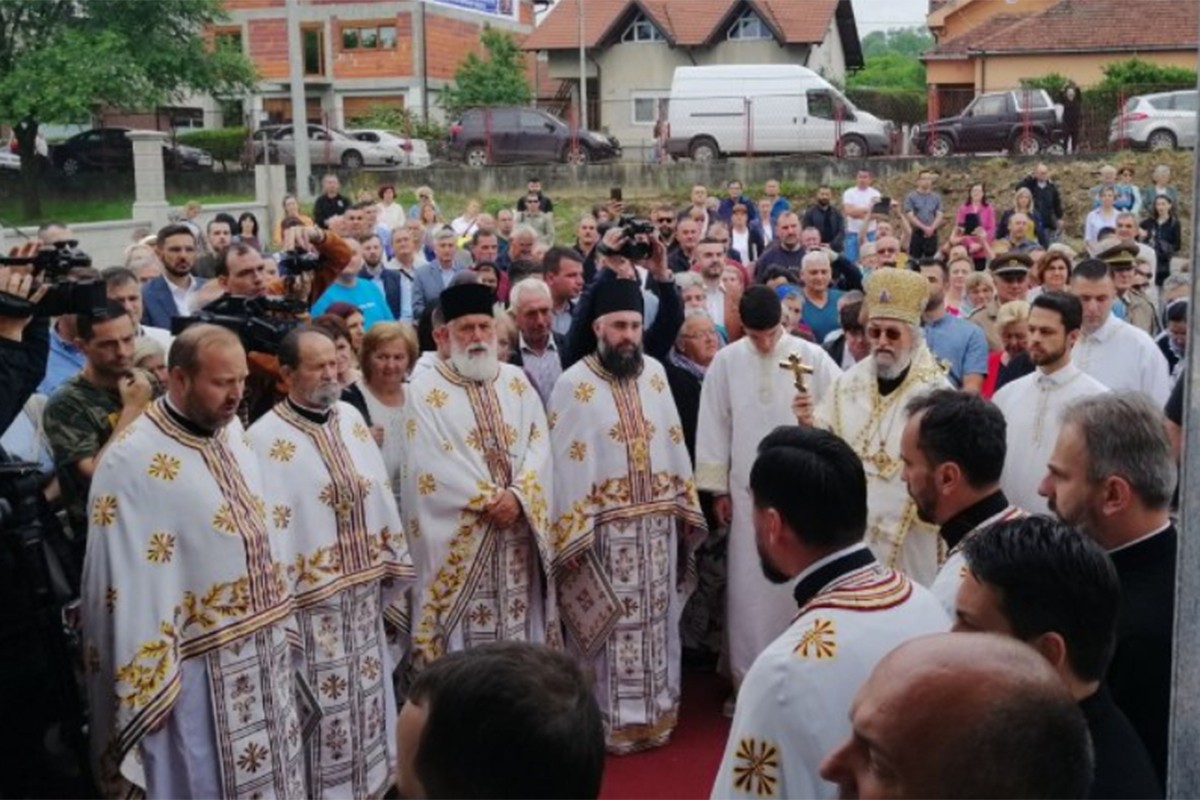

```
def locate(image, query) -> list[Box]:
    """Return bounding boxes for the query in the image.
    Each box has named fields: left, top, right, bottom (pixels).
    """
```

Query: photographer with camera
left=44, top=301, right=153, bottom=546
left=564, top=217, right=682, bottom=368
left=0, top=257, right=51, bottom=436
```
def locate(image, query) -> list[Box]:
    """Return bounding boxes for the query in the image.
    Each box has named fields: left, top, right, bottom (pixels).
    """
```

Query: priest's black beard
left=598, top=340, right=643, bottom=379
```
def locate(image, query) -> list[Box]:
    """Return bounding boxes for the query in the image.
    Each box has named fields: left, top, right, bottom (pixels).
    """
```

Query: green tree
left=861, top=27, right=934, bottom=60
left=440, top=26, right=532, bottom=116
left=0, top=0, right=257, bottom=218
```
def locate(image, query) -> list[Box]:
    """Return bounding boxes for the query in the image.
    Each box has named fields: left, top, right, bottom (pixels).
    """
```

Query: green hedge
left=845, top=88, right=927, bottom=127
left=177, top=127, right=250, bottom=170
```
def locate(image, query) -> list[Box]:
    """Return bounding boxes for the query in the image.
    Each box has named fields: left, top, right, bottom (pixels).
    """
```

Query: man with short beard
left=247, top=327, right=414, bottom=798
left=193, top=217, right=233, bottom=278
left=992, top=291, right=1108, bottom=515
left=359, top=232, right=405, bottom=320
left=802, top=268, right=950, bottom=586
left=753, top=211, right=805, bottom=283
left=696, top=286, right=840, bottom=692
left=669, top=217, right=701, bottom=274
left=549, top=278, right=706, bottom=755
left=83, top=326, right=307, bottom=799
left=142, top=223, right=207, bottom=329
left=400, top=283, right=563, bottom=666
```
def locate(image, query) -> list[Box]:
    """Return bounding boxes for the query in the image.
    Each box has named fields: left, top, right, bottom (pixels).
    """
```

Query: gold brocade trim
left=552, top=472, right=706, bottom=553
left=796, top=564, right=913, bottom=618
left=607, top=709, right=679, bottom=754
left=694, top=462, right=729, bottom=494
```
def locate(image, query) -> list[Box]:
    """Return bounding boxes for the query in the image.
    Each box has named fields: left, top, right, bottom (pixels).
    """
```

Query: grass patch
left=0, top=192, right=256, bottom=226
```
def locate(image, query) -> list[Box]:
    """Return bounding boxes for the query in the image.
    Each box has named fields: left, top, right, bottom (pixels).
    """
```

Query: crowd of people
left=0, top=161, right=1189, bottom=799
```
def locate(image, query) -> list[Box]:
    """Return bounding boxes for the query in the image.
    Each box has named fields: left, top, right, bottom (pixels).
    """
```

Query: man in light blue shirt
left=311, top=239, right=394, bottom=329
left=37, top=316, right=85, bottom=395
left=919, top=259, right=988, bottom=392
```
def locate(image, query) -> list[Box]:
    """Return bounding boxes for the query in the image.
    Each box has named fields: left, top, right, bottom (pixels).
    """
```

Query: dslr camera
left=276, top=248, right=322, bottom=275
left=0, top=240, right=107, bottom=318
left=598, top=215, right=656, bottom=262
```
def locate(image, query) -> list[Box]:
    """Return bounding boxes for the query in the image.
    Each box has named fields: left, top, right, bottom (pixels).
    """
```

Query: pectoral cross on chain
left=779, top=353, right=814, bottom=393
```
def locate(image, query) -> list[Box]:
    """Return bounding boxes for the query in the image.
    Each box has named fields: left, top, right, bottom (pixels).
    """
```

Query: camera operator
left=0, top=257, right=51, bottom=436
left=564, top=220, right=682, bottom=368
left=44, top=301, right=152, bottom=546
left=277, top=217, right=355, bottom=305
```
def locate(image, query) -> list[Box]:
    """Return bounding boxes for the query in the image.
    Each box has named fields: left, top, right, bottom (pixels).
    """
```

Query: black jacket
left=313, top=193, right=349, bottom=229
left=1081, top=685, right=1162, bottom=799
left=0, top=316, right=49, bottom=436
left=1107, top=524, right=1176, bottom=786
left=663, top=358, right=703, bottom=463
left=509, top=332, right=568, bottom=369
left=563, top=269, right=683, bottom=369
left=801, top=204, right=845, bottom=252
left=1018, top=175, right=1065, bottom=230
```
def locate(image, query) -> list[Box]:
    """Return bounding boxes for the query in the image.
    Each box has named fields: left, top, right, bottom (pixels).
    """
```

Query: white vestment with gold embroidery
left=814, top=346, right=950, bottom=585
left=711, top=546, right=948, bottom=800
left=399, top=362, right=558, bottom=665
left=695, top=333, right=841, bottom=685
left=82, top=400, right=305, bottom=799
left=248, top=400, right=415, bottom=799
left=549, top=354, right=707, bottom=754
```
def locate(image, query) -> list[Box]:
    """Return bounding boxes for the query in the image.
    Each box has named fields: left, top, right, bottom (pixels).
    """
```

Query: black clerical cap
left=593, top=278, right=645, bottom=318
left=440, top=283, right=495, bottom=322
left=739, top=285, right=782, bottom=331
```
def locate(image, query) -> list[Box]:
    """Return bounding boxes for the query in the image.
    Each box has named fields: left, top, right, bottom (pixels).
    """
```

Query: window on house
left=621, top=14, right=665, bottom=43
left=342, top=25, right=397, bottom=50
left=727, top=10, right=771, bottom=40
left=303, top=27, right=325, bottom=76
left=215, top=30, right=243, bottom=54
left=632, top=94, right=669, bottom=125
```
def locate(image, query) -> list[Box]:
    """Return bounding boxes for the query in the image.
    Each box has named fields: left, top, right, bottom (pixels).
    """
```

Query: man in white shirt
left=1069, top=258, right=1170, bottom=405
left=692, top=237, right=728, bottom=330
left=841, top=169, right=881, bottom=265
left=993, top=291, right=1108, bottom=514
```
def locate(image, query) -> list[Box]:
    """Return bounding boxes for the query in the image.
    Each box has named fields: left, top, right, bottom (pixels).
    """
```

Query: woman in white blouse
left=355, top=321, right=419, bottom=512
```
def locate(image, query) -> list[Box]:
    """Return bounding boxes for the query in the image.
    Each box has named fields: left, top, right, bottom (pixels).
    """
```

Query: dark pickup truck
left=912, top=89, right=1065, bottom=157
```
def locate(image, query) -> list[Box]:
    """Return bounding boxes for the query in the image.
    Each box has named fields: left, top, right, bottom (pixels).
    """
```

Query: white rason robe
left=711, top=545, right=948, bottom=799
left=695, top=333, right=841, bottom=685
left=928, top=504, right=1027, bottom=617
left=814, top=345, right=950, bottom=586
left=549, top=354, right=707, bottom=754
left=248, top=400, right=414, bottom=799
left=399, top=362, right=559, bottom=664
left=82, top=400, right=305, bottom=799
left=992, top=363, right=1110, bottom=515
left=1071, top=315, right=1171, bottom=406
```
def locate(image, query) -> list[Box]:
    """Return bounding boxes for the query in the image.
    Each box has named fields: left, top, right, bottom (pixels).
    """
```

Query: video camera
left=0, top=240, right=108, bottom=318
left=276, top=247, right=322, bottom=275
left=172, top=294, right=307, bottom=356
left=598, top=215, right=656, bottom=262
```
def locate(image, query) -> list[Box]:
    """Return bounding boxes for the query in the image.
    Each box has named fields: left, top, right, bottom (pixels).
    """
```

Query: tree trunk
left=13, top=117, right=42, bottom=221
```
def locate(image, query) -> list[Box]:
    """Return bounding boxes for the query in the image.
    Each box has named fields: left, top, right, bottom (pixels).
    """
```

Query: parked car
left=251, top=124, right=398, bottom=168
left=666, top=64, right=894, bottom=161
left=344, top=129, right=432, bottom=168
left=0, top=151, right=18, bottom=171
left=1109, top=90, right=1198, bottom=151
left=51, top=127, right=214, bottom=175
left=911, top=89, right=1064, bottom=157
left=447, top=107, right=621, bottom=167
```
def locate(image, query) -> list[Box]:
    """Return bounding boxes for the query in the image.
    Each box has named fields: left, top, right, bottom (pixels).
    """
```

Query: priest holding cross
left=695, top=286, right=841, bottom=694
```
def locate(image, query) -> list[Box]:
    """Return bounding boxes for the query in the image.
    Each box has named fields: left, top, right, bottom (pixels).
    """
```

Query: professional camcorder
left=0, top=240, right=107, bottom=318
left=172, top=294, right=307, bottom=355
left=276, top=247, right=322, bottom=275
left=598, top=215, right=656, bottom=262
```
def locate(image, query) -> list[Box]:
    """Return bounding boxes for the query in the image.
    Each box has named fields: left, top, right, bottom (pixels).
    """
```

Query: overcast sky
left=849, top=0, right=930, bottom=34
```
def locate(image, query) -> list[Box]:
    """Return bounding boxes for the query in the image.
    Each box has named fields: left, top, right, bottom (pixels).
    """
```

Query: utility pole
left=285, top=0, right=313, bottom=200
left=577, top=0, right=587, bottom=131
left=415, top=0, right=429, bottom=124
left=1167, top=12, right=1200, bottom=795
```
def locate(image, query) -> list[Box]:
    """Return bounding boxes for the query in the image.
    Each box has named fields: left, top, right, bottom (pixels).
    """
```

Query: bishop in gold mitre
left=811, top=268, right=951, bottom=586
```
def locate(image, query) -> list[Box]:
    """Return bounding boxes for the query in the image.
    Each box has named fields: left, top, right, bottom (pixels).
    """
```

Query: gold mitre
left=864, top=268, right=929, bottom=326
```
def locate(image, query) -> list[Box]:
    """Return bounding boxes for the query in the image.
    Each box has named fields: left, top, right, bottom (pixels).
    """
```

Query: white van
left=664, top=64, right=894, bottom=161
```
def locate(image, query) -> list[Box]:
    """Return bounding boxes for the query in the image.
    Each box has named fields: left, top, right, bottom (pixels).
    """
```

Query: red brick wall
left=425, top=13, right=485, bottom=80
left=248, top=18, right=290, bottom=79
left=331, top=14, right=414, bottom=79
left=224, top=0, right=282, bottom=9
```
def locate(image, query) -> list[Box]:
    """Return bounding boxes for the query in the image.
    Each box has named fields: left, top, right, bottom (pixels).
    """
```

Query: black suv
left=912, top=90, right=1065, bottom=157
left=447, top=107, right=621, bottom=167
left=52, top=127, right=214, bottom=175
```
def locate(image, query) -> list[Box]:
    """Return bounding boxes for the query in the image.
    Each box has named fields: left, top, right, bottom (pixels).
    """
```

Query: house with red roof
left=522, top=0, right=863, bottom=155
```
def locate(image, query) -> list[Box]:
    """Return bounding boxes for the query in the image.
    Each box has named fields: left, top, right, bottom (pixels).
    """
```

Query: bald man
left=821, top=633, right=1093, bottom=799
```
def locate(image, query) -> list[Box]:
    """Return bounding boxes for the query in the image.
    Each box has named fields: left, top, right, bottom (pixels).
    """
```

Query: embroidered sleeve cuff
left=695, top=462, right=729, bottom=494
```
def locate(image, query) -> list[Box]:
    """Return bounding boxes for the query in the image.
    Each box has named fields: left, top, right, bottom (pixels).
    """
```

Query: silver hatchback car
left=1110, top=90, right=1198, bottom=150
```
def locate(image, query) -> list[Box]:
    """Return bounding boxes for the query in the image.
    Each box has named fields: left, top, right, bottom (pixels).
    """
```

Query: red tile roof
left=523, top=0, right=843, bottom=50
left=925, top=0, right=1199, bottom=58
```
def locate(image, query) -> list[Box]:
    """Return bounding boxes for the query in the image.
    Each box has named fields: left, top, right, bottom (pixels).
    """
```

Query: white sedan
left=0, top=151, right=19, bottom=171
left=345, top=129, right=431, bottom=168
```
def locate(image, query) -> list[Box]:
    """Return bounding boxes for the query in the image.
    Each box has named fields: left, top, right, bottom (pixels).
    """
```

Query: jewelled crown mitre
left=865, top=268, right=929, bottom=326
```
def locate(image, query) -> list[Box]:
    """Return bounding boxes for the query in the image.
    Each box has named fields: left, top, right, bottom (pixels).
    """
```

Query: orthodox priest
left=247, top=326, right=414, bottom=798
left=549, top=279, right=707, bottom=754
left=803, top=269, right=950, bottom=585
left=400, top=282, right=561, bottom=666
left=695, top=286, right=840, bottom=688
left=82, top=325, right=306, bottom=799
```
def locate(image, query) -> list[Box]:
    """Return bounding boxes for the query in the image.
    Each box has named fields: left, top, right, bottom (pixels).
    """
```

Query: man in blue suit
left=359, top=233, right=405, bottom=320
left=142, top=223, right=206, bottom=331
left=412, top=226, right=465, bottom=318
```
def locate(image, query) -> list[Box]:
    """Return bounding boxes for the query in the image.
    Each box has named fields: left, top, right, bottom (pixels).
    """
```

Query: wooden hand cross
left=779, top=353, right=814, bottom=393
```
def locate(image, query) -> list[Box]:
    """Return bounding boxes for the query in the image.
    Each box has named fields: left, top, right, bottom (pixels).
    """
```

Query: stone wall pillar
left=127, top=130, right=171, bottom=230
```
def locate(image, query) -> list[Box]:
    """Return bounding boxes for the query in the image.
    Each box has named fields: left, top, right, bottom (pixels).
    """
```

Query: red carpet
left=600, top=673, right=732, bottom=800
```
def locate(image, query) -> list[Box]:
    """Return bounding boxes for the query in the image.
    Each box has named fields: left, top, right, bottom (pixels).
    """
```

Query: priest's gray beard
left=302, top=381, right=342, bottom=411
left=874, top=346, right=914, bottom=380
left=450, top=339, right=500, bottom=382
left=598, top=339, right=643, bottom=379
